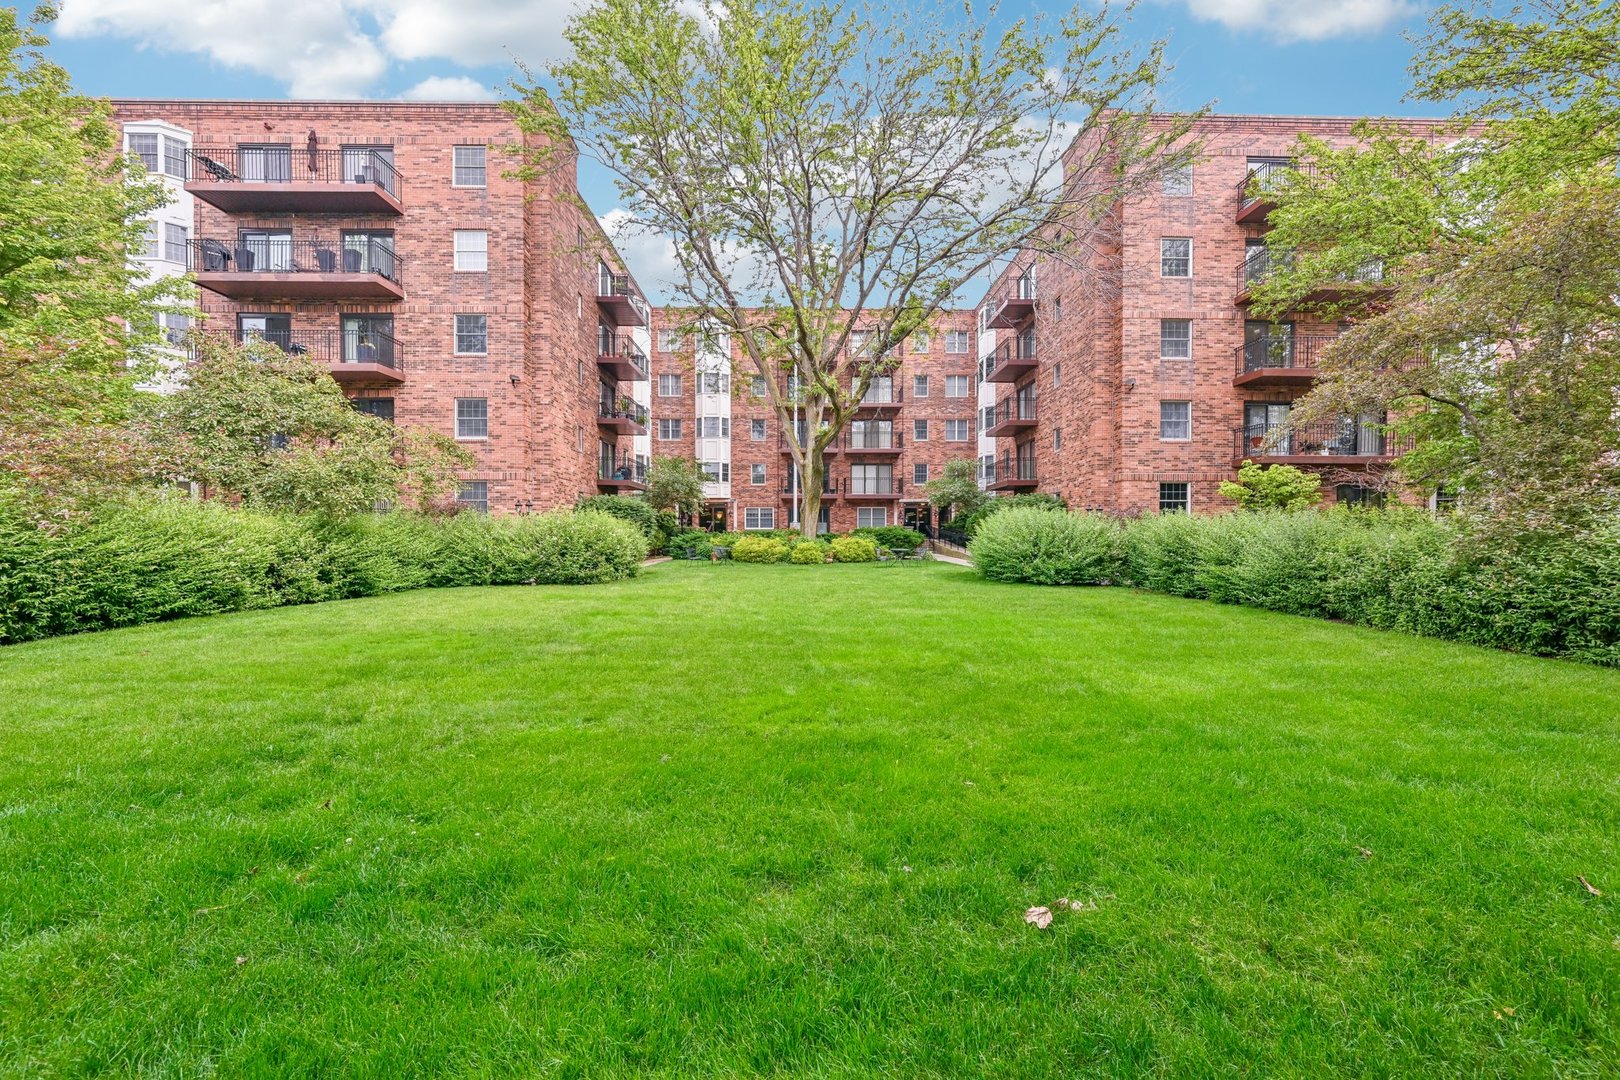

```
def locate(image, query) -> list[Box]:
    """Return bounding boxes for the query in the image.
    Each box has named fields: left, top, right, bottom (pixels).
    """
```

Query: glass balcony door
left=1244, top=402, right=1292, bottom=454
left=1244, top=320, right=1294, bottom=369
left=342, top=315, right=394, bottom=365
left=238, top=144, right=291, bottom=182
left=237, top=229, right=292, bottom=272
left=342, top=146, right=396, bottom=194
left=239, top=314, right=292, bottom=350
left=342, top=232, right=396, bottom=277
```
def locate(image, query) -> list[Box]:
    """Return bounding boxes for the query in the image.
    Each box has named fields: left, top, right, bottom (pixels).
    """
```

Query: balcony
left=597, top=336, right=650, bottom=382
left=782, top=477, right=840, bottom=498
left=987, top=458, right=1038, bottom=491
left=1233, top=333, right=1336, bottom=388
left=1236, top=248, right=1388, bottom=306
left=597, top=400, right=649, bottom=435
left=779, top=433, right=840, bottom=455
left=984, top=396, right=1037, bottom=437
left=598, top=456, right=647, bottom=492
left=1234, top=419, right=1412, bottom=466
left=854, top=384, right=903, bottom=413
left=1235, top=160, right=1309, bottom=224
left=595, top=272, right=649, bottom=327
left=983, top=337, right=1037, bottom=383
left=987, top=277, right=1037, bottom=328
left=190, top=239, right=404, bottom=301
left=844, top=429, right=903, bottom=454
left=185, top=147, right=403, bottom=216
left=845, top=476, right=905, bottom=501
left=228, top=328, right=404, bottom=385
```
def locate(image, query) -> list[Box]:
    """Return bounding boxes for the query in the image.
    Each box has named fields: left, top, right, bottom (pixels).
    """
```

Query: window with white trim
left=1159, top=400, right=1191, bottom=441
left=912, top=419, right=928, bottom=441
left=744, top=507, right=775, bottom=530
left=750, top=418, right=767, bottom=440
left=1160, top=319, right=1192, bottom=359
left=751, top=463, right=766, bottom=485
left=1160, top=238, right=1191, bottom=278
left=945, top=330, right=971, bottom=354
left=128, top=133, right=160, bottom=172
left=657, top=328, right=684, bottom=352
left=701, top=461, right=730, bottom=482
left=913, top=374, right=929, bottom=398
left=454, top=314, right=488, bottom=355
left=699, top=372, right=729, bottom=394
left=944, top=419, right=970, bottom=441
left=912, top=462, right=929, bottom=485
left=658, top=418, right=683, bottom=440
left=697, top=416, right=730, bottom=438
left=453, top=230, right=488, bottom=271
left=457, top=481, right=489, bottom=513
left=135, top=221, right=159, bottom=258
left=911, top=331, right=930, bottom=353
left=750, top=375, right=767, bottom=397
left=163, top=223, right=187, bottom=263
left=455, top=398, right=489, bottom=439
left=945, top=375, right=970, bottom=398
left=856, top=507, right=888, bottom=528
left=657, top=373, right=682, bottom=397
left=162, top=136, right=187, bottom=178
left=1159, top=482, right=1189, bottom=513
left=452, top=146, right=487, bottom=187
left=1162, top=164, right=1193, bottom=197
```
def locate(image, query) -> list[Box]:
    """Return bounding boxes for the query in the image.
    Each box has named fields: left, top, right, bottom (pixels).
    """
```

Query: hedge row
left=0, top=498, right=648, bottom=644
left=968, top=506, right=1620, bottom=666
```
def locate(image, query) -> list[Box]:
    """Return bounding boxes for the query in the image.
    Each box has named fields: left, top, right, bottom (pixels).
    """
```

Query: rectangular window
left=453, top=230, right=488, bottom=271
left=1159, top=401, right=1191, bottom=441
left=453, top=145, right=487, bottom=187
left=750, top=418, right=767, bottom=440
left=454, top=314, right=488, bottom=355
left=239, top=144, right=292, bottom=182
left=159, top=311, right=190, bottom=346
left=129, top=133, right=159, bottom=172
left=701, top=461, right=730, bottom=482
left=1160, top=319, right=1192, bottom=359
left=945, top=330, right=971, bottom=354
left=850, top=330, right=872, bottom=356
left=657, top=373, right=682, bottom=397
left=352, top=397, right=395, bottom=422
left=455, top=398, right=489, bottom=439
left=162, top=222, right=187, bottom=263
left=944, top=419, right=970, bottom=441
left=457, top=481, right=490, bottom=513
left=911, top=331, right=931, bottom=353
left=912, top=419, right=928, bottom=441
left=750, top=463, right=766, bottom=485
left=912, top=463, right=929, bottom=485
left=697, top=416, right=730, bottom=438
left=1162, top=164, right=1193, bottom=197
left=699, top=372, right=729, bottom=395
left=136, top=221, right=159, bottom=258
left=1159, top=482, right=1190, bottom=513
left=658, top=418, right=683, bottom=440
left=1054, top=428, right=1063, bottom=452
left=1053, top=363, right=1063, bottom=387
left=945, top=375, right=970, bottom=398
left=657, top=329, right=685, bottom=352
left=744, top=507, right=776, bottom=530
left=913, top=374, right=929, bottom=398
left=856, top=507, right=888, bottom=528
left=1161, top=238, right=1192, bottom=278
left=341, top=230, right=395, bottom=276
left=162, top=136, right=187, bottom=178
left=849, top=463, right=894, bottom=495
left=750, top=375, right=767, bottom=397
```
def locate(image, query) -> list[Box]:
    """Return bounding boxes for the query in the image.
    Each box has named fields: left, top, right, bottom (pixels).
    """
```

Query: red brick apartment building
left=645, top=310, right=981, bottom=534
left=976, top=114, right=1450, bottom=515
left=114, top=100, right=653, bottom=514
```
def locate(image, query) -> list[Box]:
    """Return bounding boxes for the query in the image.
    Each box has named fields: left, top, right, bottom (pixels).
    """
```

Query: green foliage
left=789, top=540, right=830, bottom=564
left=1219, top=460, right=1324, bottom=511
left=664, top=529, right=714, bottom=559
left=643, top=456, right=708, bottom=519
left=924, top=459, right=988, bottom=520
left=850, top=526, right=925, bottom=550
left=969, top=507, right=1122, bottom=585
left=730, top=535, right=790, bottom=563
left=829, top=536, right=878, bottom=563
left=577, top=494, right=662, bottom=546
left=0, top=499, right=647, bottom=644
left=956, top=492, right=1067, bottom=537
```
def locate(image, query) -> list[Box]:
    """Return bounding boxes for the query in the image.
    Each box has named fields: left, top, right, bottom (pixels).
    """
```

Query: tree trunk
left=799, top=447, right=824, bottom=539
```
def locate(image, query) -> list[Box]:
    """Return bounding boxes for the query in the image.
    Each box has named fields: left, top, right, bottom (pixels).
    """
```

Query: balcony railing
left=224, top=327, right=404, bottom=383
left=985, top=395, right=1037, bottom=436
left=597, top=400, right=649, bottom=431
left=1233, top=332, right=1338, bottom=386
left=185, top=147, right=403, bottom=214
left=983, top=336, right=1038, bottom=383
left=782, top=477, right=840, bottom=496
left=1238, top=248, right=1387, bottom=301
left=597, top=335, right=650, bottom=381
left=857, top=383, right=903, bottom=408
left=987, top=275, right=1038, bottom=329
left=845, top=428, right=903, bottom=452
left=988, top=457, right=1038, bottom=489
left=595, top=271, right=648, bottom=327
left=1236, top=160, right=1311, bottom=222
left=1235, top=419, right=1412, bottom=461
left=599, top=455, right=647, bottom=489
left=846, top=475, right=905, bottom=498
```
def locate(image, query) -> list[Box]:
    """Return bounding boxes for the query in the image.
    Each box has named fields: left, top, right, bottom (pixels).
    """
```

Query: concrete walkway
left=929, top=543, right=972, bottom=567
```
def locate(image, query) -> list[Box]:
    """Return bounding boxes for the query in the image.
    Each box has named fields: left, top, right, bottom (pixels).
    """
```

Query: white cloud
left=56, top=0, right=389, bottom=98
left=360, top=0, right=576, bottom=67
left=1173, top=0, right=1416, bottom=41
left=399, top=75, right=495, bottom=101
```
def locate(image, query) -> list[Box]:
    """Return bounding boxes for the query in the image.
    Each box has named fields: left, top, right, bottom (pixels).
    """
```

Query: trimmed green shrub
left=1119, top=510, right=1203, bottom=597
left=969, top=508, right=1121, bottom=585
left=789, top=540, right=830, bottom=564
left=576, top=495, right=660, bottom=541
left=829, top=536, right=878, bottom=563
left=730, top=535, right=790, bottom=563
left=956, top=493, right=1067, bottom=538
left=851, top=526, right=925, bottom=550
left=665, top=530, right=714, bottom=560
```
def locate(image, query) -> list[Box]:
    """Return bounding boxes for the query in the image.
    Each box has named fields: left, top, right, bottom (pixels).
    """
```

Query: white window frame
left=1160, top=319, right=1192, bottom=359
left=945, top=330, right=971, bottom=354
left=1160, top=237, right=1192, bottom=278
left=1162, top=164, right=1193, bottom=197
left=453, top=230, right=488, bottom=272
left=658, top=418, right=683, bottom=440
left=454, top=314, right=488, bottom=356
left=913, top=419, right=928, bottom=441
left=912, top=462, right=929, bottom=485
left=944, top=419, right=970, bottom=442
left=452, top=145, right=487, bottom=188
left=1159, top=482, right=1190, bottom=514
left=856, top=507, right=888, bottom=529
left=455, top=398, right=489, bottom=440
left=657, top=373, right=682, bottom=397
left=162, top=222, right=188, bottom=263
left=750, top=418, right=767, bottom=441
left=1159, top=400, right=1191, bottom=441
left=744, top=507, right=776, bottom=530
left=657, top=329, right=685, bottom=352
left=697, top=416, right=730, bottom=438
left=913, top=374, right=929, bottom=398
left=750, top=463, right=766, bottom=485
left=944, top=375, right=970, bottom=398
left=457, top=481, right=490, bottom=513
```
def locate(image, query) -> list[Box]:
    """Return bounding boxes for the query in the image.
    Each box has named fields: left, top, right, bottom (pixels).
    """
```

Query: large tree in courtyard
left=512, top=0, right=1200, bottom=535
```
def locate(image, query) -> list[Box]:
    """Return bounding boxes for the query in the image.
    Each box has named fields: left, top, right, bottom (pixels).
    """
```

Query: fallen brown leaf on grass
left=1356, top=846, right=1373, bottom=859
left=1578, top=875, right=1602, bottom=896
left=1024, top=906, right=1053, bottom=929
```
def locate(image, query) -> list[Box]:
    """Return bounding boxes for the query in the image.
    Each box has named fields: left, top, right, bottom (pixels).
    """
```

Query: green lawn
left=2, top=561, right=1617, bottom=1077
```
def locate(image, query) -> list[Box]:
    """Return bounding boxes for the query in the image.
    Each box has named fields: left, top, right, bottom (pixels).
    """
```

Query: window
left=453, top=230, right=488, bottom=271
left=1054, top=297, right=1063, bottom=322
left=1162, top=164, right=1193, bottom=197
left=945, top=375, right=970, bottom=398
left=657, top=328, right=685, bottom=352
left=1161, top=238, right=1191, bottom=277
left=751, top=463, right=766, bottom=485
left=750, top=375, right=767, bottom=397
left=454, top=314, right=488, bottom=355
left=657, top=373, right=682, bottom=397
left=850, top=463, right=893, bottom=495
left=697, top=416, right=730, bottom=438
left=163, top=223, right=188, bottom=263
left=1054, top=428, right=1063, bottom=452
left=1160, top=319, right=1192, bottom=359
left=945, top=330, right=971, bottom=354
left=342, top=315, right=395, bottom=364
left=699, top=372, right=729, bottom=395
left=162, top=136, right=187, bottom=178
left=341, top=231, right=395, bottom=276
left=159, top=312, right=190, bottom=346
left=944, top=419, right=970, bottom=441
left=750, top=418, right=767, bottom=440
left=343, top=146, right=396, bottom=194
left=135, top=221, right=159, bottom=258
left=455, top=398, right=489, bottom=439
left=912, top=463, right=929, bottom=485
left=744, top=507, right=776, bottom=530
left=1159, top=482, right=1189, bottom=513
left=352, top=398, right=395, bottom=422
left=1433, top=486, right=1459, bottom=514
left=1159, top=401, right=1191, bottom=441
left=457, top=481, right=490, bottom=513
left=1336, top=485, right=1386, bottom=508
left=658, top=418, right=683, bottom=440
left=239, top=144, right=292, bottom=182
left=453, top=145, right=487, bottom=187
left=980, top=404, right=996, bottom=430
left=979, top=454, right=995, bottom=482
left=912, top=374, right=929, bottom=398
left=1053, top=363, right=1062, bottom=387
left=701, top=461, right=730, bottom=482
left=852, top=506, right=887, bottom=529
left=850, top=330, right=872, bottom=356
left=129, top=133, right=159, bottom=172
left=912, top=419, right=928, bottom=441
left=911, top=331, right=930, bottom=353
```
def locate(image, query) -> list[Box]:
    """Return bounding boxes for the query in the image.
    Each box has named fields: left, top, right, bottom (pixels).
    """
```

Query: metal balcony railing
left=190, top=238, right=402, bottom=282
left=187, top=146, right=401, bottom=196
left=600, top=455, right=646, bottom=483
left=857, top=382, right=903, bottom=407
left=232, top=327, right=405, bottom=370
left=992, top=457, right=1038, bottom=484
left=988, top=395, right=1037, bottom=428
left=1239, top=248, right=1386, bottom=296
left=845, top=427, right=902, bottom=451
left=1235, top=419, right=1411, bottom=460
left=598, top=400, right=649, bottom=426
left=847, top=475, right=904, bottom=496
left=598, top=335, right=650, bottom=378
left=982, top=336, right=1037, bottom=380
left=782, top=477, right=839, bottom=496
left=1235, top=332, right=1338, bottom=375
left=1236, top=160, right=1311, bottom=218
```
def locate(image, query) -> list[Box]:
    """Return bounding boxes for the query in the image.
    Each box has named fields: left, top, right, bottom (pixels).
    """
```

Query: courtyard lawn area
left=2, top=561, right=1618, bottom=1077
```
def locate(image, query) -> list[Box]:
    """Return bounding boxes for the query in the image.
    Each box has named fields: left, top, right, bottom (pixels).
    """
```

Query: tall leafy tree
left=0, top=6, right=188, bottom=505
left=512, top=0, right=1201, bottom=535
left=644, top=455, right=708, bottom=522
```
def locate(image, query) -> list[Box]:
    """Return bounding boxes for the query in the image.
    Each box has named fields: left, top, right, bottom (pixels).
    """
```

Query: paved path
left=930, top=544, right=972, bottom=567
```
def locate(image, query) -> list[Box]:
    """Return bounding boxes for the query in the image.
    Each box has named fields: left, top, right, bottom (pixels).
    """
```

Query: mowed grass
left=1, top=561, right=1617, bottom=1078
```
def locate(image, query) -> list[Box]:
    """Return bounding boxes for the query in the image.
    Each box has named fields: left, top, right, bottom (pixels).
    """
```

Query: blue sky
left=45, top=0, right=1449, bottom=296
